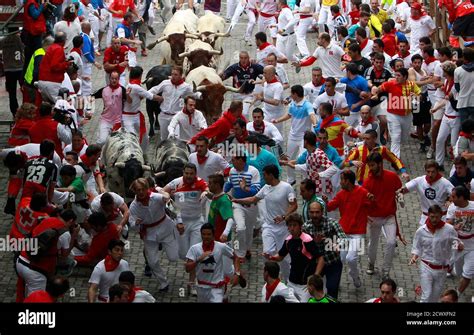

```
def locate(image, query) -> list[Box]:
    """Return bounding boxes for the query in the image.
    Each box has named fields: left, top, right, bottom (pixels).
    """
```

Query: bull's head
left=199, top=31, right=230, bottom=48
left=179, top=49, right=222, bottom=71
left=193, top=83, right=239, bottom=124
left=153, top=157, right=187, bottom=187
left=114, top=159, right=151, bottom=198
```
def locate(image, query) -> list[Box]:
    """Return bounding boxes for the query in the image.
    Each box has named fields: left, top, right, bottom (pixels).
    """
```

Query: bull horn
left=114, top=162, right=126, bottom=168
left=142, top=164, right=152, bottom=171
left=225, top=85, right=240, bottom=93
left=145, top=77, right=154, bottom=85
left=154, top=171, right=166, bottom=178
left=179, top=51, right=191, bottom=58
left=208, top=49, right=222, bottom=55
left=196, top=85, right=207, bottom=92
left=214, top=31, right=231, bottom=38
left=147, top=35, right=168, bottom=50
left=185, top=33, right=199, bottom=39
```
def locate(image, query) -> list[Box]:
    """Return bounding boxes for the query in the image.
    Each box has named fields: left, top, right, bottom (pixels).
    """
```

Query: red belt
left=260, top=12, right=275, bottom=18
left=422, top=211, right=447, bottom=216
left=139, top=215, right=166, bottom=240
left=421, top=259, right=450, bottom=270
left=300, top=14, right=312, bottom=18
left=444, top=114, right=458, bottom=119
left=123, top=111, right=140, bottom=115
left=197, top=280, right=226, bottom=288
left=459, top=233, right=474, bottom=240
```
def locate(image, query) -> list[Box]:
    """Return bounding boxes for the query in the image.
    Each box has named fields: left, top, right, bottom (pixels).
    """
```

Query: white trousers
left=245, top=8, right=257, bottom=40
left=367, top=216, right=397, bottom=273
left=230, top=1, right=246, bottom=31
left=419, top=262, right=447, bottom=302
left=276, top=33, right=296, bottom=61
left=16, top=257, right=47, bottom=297
left=122, top=113, right=140, bottom=136
left=90, top=16, right=100, bottom=51
left=454, top=249, right=474, bottom=279
left=97, top=120, right=116, bottom=146
left=286, top=137, right=303, bottom=184
left=177, top=217, right=204, bottom=260
left=226, top=0, right=238, bottom=20
left=82, top=63, right=93, bottom=97
left=262, top=225, right=290, bottom=282
left=158, top=113, right=174, bottom=141
left=340, top=234, right=364, bottom=282
left=196, top=286, right=224, bottom=302
left=288, top=281, right=311, bottom=302
left=344, top=113, right=360, bottom=144
left=386, top=112, right=412, bottom=159
left=107, top=17, right=121, bottom=47
left=317, top=5, right=332, bottom=32
left=295, top=17, right=313, bottom=57
left=161, top=0, right=173, bottom=21
left=232, top=203, right=258, bottom=258
left=143, top=230, right=179, bottom=289
left=435, top=115, right=460, bottom=166
left=258, top=15, right=277, bottom=38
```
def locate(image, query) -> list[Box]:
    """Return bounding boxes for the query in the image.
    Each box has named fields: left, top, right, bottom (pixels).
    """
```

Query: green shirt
left=66, top=177, right=87, bottom=203
left=208, top=193, right=233, bottom=240
left=308, top=295, right=337, bottom=303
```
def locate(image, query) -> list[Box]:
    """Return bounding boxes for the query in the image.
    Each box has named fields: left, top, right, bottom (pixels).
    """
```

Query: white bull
left=101, top=129, right=151, bottom=199
left=179, top=39, right=223, bottom=73
left=195, top=12, right=229, bottom=52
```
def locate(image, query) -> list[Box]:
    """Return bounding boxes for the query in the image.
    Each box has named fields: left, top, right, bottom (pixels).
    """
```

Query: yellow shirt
left=322, top=0, right=339, bottom=6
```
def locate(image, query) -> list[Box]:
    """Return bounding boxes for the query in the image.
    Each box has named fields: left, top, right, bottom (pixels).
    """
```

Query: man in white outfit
left=295, top=0, right=314, bottom=58
left=167, top=96, right=207, bottom=142
left=275, top=0, right=296, bottom=61
left=188, top=136, right=230, bottom=182
left=258, top=0, right=279, bottom=44
left=261, top=261, right=299, bottom=302
left=246, top=107, right=284, bottom=147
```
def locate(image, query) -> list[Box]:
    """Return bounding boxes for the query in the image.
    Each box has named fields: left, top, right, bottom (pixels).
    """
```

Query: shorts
left=412, top=92, right=431, bottom=126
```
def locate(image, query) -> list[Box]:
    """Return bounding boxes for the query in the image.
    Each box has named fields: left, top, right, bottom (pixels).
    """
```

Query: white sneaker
left=426, top=147, right=433, bottom=159
left=366, top=263, right=375, bottom=275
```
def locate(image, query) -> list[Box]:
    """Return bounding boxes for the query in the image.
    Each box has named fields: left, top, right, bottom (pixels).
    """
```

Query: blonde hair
left=15, top=103, right=36, bottom=122
left=130, top=178, right=149, bottom=193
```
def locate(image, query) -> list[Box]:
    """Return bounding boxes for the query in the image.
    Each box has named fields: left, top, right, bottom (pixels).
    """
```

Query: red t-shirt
left=23, top=290, right=55, bottom=303
left=109, top=0, right=136, bottom=18
left=363, top=169, right=402, bottom=218
left=103, top=45, right=129, bottom=74
left=380, top=79, right=420, bottom=116
left=75, top=224, right=119, bottom=266
left=348, top=10, right=360, bottom=25
left=11, top=197, right=49, bottom=239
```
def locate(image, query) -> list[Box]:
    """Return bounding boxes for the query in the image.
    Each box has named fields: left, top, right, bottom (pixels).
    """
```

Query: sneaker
left=424, top=135, right=431, bottom=148
left=382, top=272, right=390, bottom=280
left=245, top=250, right=252, bottom=260
left=419, top=142, right=426, bottom=153
left=190, top=287, right=197, bottom=296
left=353, top=276, right=362, bottom=288
left=225, top=18, right=231, bottom=23
left=426, top=147, right=433, bottom=159
left=159, top=285, right=169, bottom=293
left=295, top=66, right=301, bottom=74
left=144, top=264, right=152, bottom=277
left=148, top=25, right=156, bottom=35
left=366, top=263, right=375, bottom=275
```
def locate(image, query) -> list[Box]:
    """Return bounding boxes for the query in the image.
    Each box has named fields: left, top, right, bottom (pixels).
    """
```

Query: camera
left=53, top=108, right=73, bottom=126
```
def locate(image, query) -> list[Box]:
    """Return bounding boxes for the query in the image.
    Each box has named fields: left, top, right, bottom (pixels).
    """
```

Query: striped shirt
left=224, top=164, right=261, bottom=199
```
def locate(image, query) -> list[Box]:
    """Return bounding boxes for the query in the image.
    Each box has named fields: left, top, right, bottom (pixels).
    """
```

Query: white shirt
left=165, top=176, right=207, bottom=221
left=304, top=81, right=324, bottom=105
left=405, top=176, right=454, bottom=214
left=412, top=223, right=458, bottom=266
left=255, top=181, right=296, bottom=230
left=53, top=20, right=81, bottom=54
left=189, top=150, right=230, bottom=182
left=62, top=142, right=88, bottom=161
left=132, top=289, right=156, bottom=303
left=395, top=52, right=413, bottom=69
left=261, top=281, right=300, bottom=303
left=312, top=42, right=345, bottom=79
left=186, top=241, right=234, bottom=287
left=421, top=60, right=440, bottom=92
left=446, top=201, right=474, bottom=250
left=360, top=39, right=374, bottom=59
left=89, top=258, right=130, bottom=300
left=168, top=110, right=207, bottom=141
left=444, top=84, right=459, bottom=117
left=91, top=192, right=125, bottom=213
left=123, top=84, right=154, bottom=113
left=408, top=16, right=436, bottom=54
left=277, top=7, right=296, bottom=33
left=454, top=64, right=474, bottom=109
left=246, top=120, right=284, bottom=145
left=434, top=62, right=446, bottom=98
left=263, top=81, right=284, bottom=120
left=275, top=65, right=289, bottom=87
left=68, top=50, right=83, bottom=77
left=313, top=91, right=348, bottom=112
left=129, top=193, right=175, bottom=241
left=148, top=80, right=201, bottom=115
left=259, top=0, right=278, bottom=14
left=0, top=143, right=62, bottom=168
left=256, top=44, right=286, bottom=66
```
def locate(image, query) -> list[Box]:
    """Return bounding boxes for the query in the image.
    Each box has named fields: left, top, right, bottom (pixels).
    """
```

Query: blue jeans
left=458, top=107, right=474, bottom=124
left=322, top=259, right=343, bottom=300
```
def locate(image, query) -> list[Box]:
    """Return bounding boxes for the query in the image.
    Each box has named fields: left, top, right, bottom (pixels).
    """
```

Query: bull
left=101, top=129, right=151, bottom=199
left=186, top=65, right=240, bottom=123
left=144, top=65, right=173, bottom=138
left=153, top=138, right=190, bottom=187
left=147, top=9, right=199, bottom=65
left=195, top=12, right=230, bottom=52
left=179, top=40, right=223, bottom=73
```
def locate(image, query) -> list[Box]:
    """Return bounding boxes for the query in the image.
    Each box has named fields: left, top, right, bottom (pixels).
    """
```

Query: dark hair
left=422, top=46, right=435, bottom=57
left=4, top=151, right=26, bottom=170
left=355, top=27, right=367, bottom=39
left=183, top=162, right=197, bottom=173
left=453, top=156, right=467, bottom=166
left=360, top=3, right=370, bottom=12
left=88, top=212, right=108, bottom=228
left=346, top=62, right=359, bottom=75
left=453, top=185, right=470, bottom=201
left=59, top=209, right=77, bottom=222
left=195, top=135, right=209, bottom=145
left=463, top=47, right=474, bottom=63
left=46, top=276, right=70, bottom=298
left=39, top=102, right=53, bottom=117
left=341, top=169, right=356, bottom=185
left=119, top=271, right=135, bottom=285
left=441, top=289, right=458, bottom=302
left=129, top=66, right=144, bottom=80
left=246, top=135, right=261, bottom=147
left=255, top=31, right=267, bottom=43
left=360, top=11, right=371, bottom=18
left=385, top=18, right=395, bottom=29
left=395, top=68, right=409, bottom=79
left=319, top=102, right=334, bottom=115
left=285, top=213, right=303, bottom=226
left=304, top=131, right=317, bottom=146
left=40, top=139, right=56, bottom=157
left=437, top=47, right=452, bottom=58
left=365, top=129, right=378, bottom=138
left=373, top=38, right=384, bottom=49
left=54, top=32, right=67, bottom=44
left=30, top=192, right=48, bottom=212
left=172, top=65, right=183, bottom=75
left=337, top=26, right=348, bottom=38
left=291, top=84, right=304, bottom=97
left=60, top=164, right=77, bottom=177
left=419, top=36, right=432, bottom=45
left=411, top=54, right=423, bottom=62
left=72, top=35, right=83, bottom=49
left=100, top=192, right=115, bottom=207
left=461, top=119, right=474, bottom=133
left=424, top=159, right=440, bottom=171
left=233, top=118, right=247, bottom=129
left=428, top=204, right=443, bottom=214
left=184, top=96, right=196, bottom=105
left=200, top=222, right=215, bottom=233
left=65, top=151, right=79, bottom=161
left=330, top=4, right=340, bottom=12
left=366, top=151, right=383, bottom=164
left=208, top=174, right=225, bottom=188
left=317, top=128, right=328, bottom=137
left=229, top=100, right=243, bottom=112
left=348, top=43, right=362, bottom=54
left=264, top=261, right=280, bottom=279
left=108, top=284, right=128, bottom=301
left=325, top=77, right=337, bottom=87
left=85, top=144, right=101, bottom=157
left=382, top=22, right=392, bottom=34
left=380, top=278, right=397, bottom=292
left=252, top=107, right=264, bottom=115
left=108, top=239, right=125, bottom=251
left=263, top=164, right=280, bottom=179
left=307, top=274, right=324, bottom=291
left=300, top=178, right=316, bottom=193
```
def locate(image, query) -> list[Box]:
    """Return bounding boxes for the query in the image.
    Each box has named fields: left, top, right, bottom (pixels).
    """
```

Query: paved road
left=0, top=5, right=472, bottom=303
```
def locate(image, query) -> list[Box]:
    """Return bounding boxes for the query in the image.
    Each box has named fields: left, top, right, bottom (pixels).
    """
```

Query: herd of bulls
left=102, top=10, right=238, bottom=200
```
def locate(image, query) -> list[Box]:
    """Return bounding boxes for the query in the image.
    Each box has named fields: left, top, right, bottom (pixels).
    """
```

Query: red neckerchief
left=137, top=190, right=152, bottom=206
left=374, top=68, right=384, bottom=78
left=184, top=177, right=198, bottom=188
left=396, top=0, right=404, bottom=4
left=104, top=255, right=120, bottom=272
left=425, top=218, right=446, bottom=233
left=459, top=131, right=472, bottom=140
left=171, top=78, right=185, bottom=87
left=236, top=128, right=249, bottom=143
left=129, top=79, right=141, bottom=85
left=267, top=77, right=279, bottom=84
left=425, top=173, right=442, bottom=185
left=442, top=79, right=454, bottom=96
left=80, top=153, right=91, bottom=167
left=265, top=279, right=281, bottom=301
left=258, top=42, right=272, bottom=50
left=73, top=141, right=85, bottom=154
left=332, top=12, right=341, bottom=19
left=202, top=241, right=215, bottom=252
left=313, top=78, right=325, bottom=87
left=361, top=116, right=375, bottom=126
left=424, top=56, right=437, bottom=66
left=411, top=4, right=427, bottom=20
left=360, top=38, right=369, bottom=51
left=253, top=121, right=265, bottom=134
left=71, top=47, right=82, bottom=55
left=127, top=286, right=142, bottom=302
left=196, top=151, right=209, bottom=164
left=109, top=83, right=120, bottom=90
left=320, top=114, right=336, bottom=129
left=121, top=20, right=130, bottom=27
left=281, top=5, right=289, bottom=9
left=183, top=107, right=193, bottom=124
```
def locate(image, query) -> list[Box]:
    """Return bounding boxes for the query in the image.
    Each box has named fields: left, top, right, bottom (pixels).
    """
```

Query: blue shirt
left=90, top=0, right=104, bottom=9
left=224, top=164, right=261, bottom=199
left=248, top=148, right=282, bottom=186
left=289, top=99, right=314, bottom=139
left=297, top=144, right=342, bottom=168
left=340, top=75, right=369, bottom=113
left=81, top=33, right=95, bottom=64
